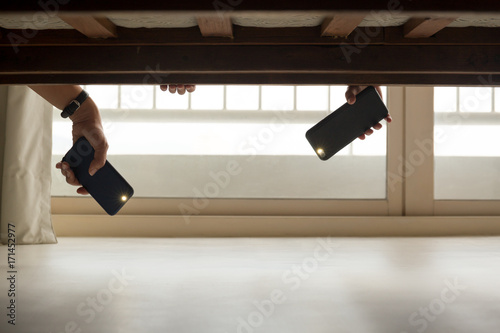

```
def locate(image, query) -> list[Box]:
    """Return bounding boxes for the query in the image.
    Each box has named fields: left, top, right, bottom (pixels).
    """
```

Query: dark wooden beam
left=58, top=15, right=117, bottom=38
left=404, top=17, right=456, bottom=38
left=321, top=14, right=366, bottom=37
left=0, top=26, right=381, bottom=47
left=1, top=45, right=499, bottom=76
left=2, top=73, right=499, bottom=86
left=384, top=26, right=500, bottom=45
left=2, top=26, right=500, bottom=47
left=196, top=16, right=233, bottom=37
left=0, top=0, right=499, bottom=15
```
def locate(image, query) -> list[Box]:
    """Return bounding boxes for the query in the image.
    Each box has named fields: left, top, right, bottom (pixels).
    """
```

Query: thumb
left=88, top=141, right=108, bottom=176
left=345, top=85, right=366, bottom=105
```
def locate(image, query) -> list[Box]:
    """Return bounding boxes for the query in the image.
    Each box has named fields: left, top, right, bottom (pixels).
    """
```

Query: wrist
left=61, top=89, right=89, bottom=119
left=69, top=97, right=101, bottom=124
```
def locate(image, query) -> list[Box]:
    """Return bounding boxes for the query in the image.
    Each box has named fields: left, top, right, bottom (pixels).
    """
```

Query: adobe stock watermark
left=101, top=64, right=172, bottom=134
left=388, top=76, right=496, bottom=192
left=73, top=64, right=170, bottom=149
left=401, top=277, right=467, bottom=333
left=8, top=0, right=70, bottom=53
left=55, top=63, right=177, bottom=189
left=235, top=237, right=340, bottom=333
left=178, top=109, right=297, bottom=224
left=49, top=268, right=135, bottom=333
left=340, top=0, right=404, bottom=64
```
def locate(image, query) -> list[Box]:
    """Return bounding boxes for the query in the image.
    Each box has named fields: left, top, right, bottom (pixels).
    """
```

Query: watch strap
left=61, top=90, right=89, bottom=118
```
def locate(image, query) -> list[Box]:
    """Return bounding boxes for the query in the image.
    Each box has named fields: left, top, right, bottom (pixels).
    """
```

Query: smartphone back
left=305, top=86, right=388, bottom=160
left=62, top=137, right=134, bottom=215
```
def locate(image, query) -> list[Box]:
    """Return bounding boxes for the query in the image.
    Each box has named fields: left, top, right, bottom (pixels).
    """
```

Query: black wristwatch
left=60, top=90, right=89, bottom=118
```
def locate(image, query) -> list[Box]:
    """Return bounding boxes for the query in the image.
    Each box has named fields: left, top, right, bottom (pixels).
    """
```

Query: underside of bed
left=1, top=1, right=500, bottom=85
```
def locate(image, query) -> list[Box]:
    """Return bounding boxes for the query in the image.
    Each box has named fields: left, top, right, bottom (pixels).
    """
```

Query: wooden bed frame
left=1, top=1, right=499, bottom=86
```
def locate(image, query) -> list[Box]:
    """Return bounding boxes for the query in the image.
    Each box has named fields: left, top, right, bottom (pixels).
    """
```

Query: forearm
left=29, top=84, right=100, bottom=123
left=28, top=85, right=83, bottom=110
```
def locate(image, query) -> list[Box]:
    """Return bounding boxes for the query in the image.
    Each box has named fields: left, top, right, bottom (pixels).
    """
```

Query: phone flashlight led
left=121, top=195, right=128, bottom=202
left=316, top=148, right=326, bottom=158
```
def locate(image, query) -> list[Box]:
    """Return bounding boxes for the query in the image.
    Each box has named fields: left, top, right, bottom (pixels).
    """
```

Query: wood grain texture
left=1, top=26, right=499, bottom=46
left=404, top=17, right=456, bottom=38
left=321, top=14, right=366, bottom=37
left=1, top=237, right=499, bottom=332
left=1, top=45, right=499, bottom=74
left=196, top=16, right=233, bottom=37
left=3, top=73, right=500, bottom=85
left=58, top=15, right=118, bottom=38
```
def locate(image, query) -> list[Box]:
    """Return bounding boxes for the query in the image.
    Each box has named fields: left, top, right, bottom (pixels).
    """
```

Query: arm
left=29, top=85, right=85, bottom=110
left=29, top=85, right=108, bottom=195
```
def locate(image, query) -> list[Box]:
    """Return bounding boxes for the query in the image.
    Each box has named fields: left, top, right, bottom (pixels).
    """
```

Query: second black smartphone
left=62, top=137, right=134, bottom=215
left=305, top=86, right=389, bottom=161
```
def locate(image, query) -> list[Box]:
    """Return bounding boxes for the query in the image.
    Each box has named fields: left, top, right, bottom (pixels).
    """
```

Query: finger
left=374, top=85, right=383, bottom=100
left=177, top=84, right=186, bottom=95
left=60, top=163, right=67, bottom=177
left=358, top=134, right=366, bottom=140
left=76, top=187, right=89, bottom=195
left=88, top=140, right=108, bottom=176
left=364, top=129, right=374, bottom=136
left=56, top=161, right=62, bottom=169
left=59, top=162, right=68, bottom=177
left=186, top=85, right=196, bottom=93
left=345, top=85, right=367, bottom=105
left=385, top=114, right=393, bottom=123
left=169, top=85, right=177, bottom=94
left=60, top=162, right=72, bottom=178
left=373, top=123, right=383, bottom=130
left=60, top=163, right=85, bottom=189
left=60, top=162, right=70, bottom=173
left=62, top=167, right=81, bottom=186
left=160, top=85, right=168, bottom=92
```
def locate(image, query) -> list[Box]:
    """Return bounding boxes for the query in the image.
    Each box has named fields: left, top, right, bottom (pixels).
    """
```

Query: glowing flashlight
left=121, top=195, right=128, bottom=202
left=316, top=148, right=326, bottom=158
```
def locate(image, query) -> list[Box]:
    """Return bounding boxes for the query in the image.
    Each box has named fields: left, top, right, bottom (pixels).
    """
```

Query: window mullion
left=404, top=87, right=435, bottom=216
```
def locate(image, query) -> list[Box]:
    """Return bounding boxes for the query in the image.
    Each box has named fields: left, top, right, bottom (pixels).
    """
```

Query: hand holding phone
left=62, top=137, right=134, bottom=215
left=306, top=86, right=389, bottom=160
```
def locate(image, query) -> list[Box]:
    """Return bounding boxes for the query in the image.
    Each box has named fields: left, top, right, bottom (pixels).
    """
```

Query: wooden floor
left=1, top=237, right=499, bottom=333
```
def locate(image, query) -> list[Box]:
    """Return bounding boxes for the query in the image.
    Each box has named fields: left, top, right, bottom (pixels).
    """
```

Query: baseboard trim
left=52, top=215, right=500, bottom=237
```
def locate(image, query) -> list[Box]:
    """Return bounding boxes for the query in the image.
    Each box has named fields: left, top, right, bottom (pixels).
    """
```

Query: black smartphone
left=305, top=86, right=389, bottom=161
left=62, top=137, right=134, bottom=215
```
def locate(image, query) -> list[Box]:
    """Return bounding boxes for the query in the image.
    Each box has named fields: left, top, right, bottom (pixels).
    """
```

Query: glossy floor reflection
left=1, top=237, right=499, bottom=333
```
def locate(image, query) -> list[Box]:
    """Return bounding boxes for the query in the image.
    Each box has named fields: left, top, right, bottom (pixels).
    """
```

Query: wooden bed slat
left=58, top=15, right=117, bottom=38
left=404, top=17, right=456, bottom=38
left=321, top=15, right=366, bottom=37
left=196, top=16, right=233, bottom=37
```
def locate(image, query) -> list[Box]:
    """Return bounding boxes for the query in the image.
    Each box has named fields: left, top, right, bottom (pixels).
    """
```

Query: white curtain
left=0, top=86, right=57, bottom=244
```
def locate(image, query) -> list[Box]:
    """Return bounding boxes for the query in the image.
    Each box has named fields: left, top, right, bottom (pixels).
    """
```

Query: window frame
left=51, top=86, right=401, bottom=216
left=51, top=86, right=500, bottom=222
left=405, top=87, right=500, bottom=215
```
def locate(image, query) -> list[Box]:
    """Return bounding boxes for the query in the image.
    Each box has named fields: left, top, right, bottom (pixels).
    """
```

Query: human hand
left=56, top=97, right=108, bottom=195
left=160, top=84, right=196, bottom=95
left=345, top=85, right=392, bottom=140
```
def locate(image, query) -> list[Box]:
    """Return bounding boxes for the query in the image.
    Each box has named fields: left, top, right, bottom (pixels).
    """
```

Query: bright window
left=52, top=85, right=388, bottom=199
left=434, top=87, right=500, bottom=199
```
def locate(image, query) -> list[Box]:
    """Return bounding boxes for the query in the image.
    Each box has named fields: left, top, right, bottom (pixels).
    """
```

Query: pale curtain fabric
left=0, top=86, right=57, bottom=244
